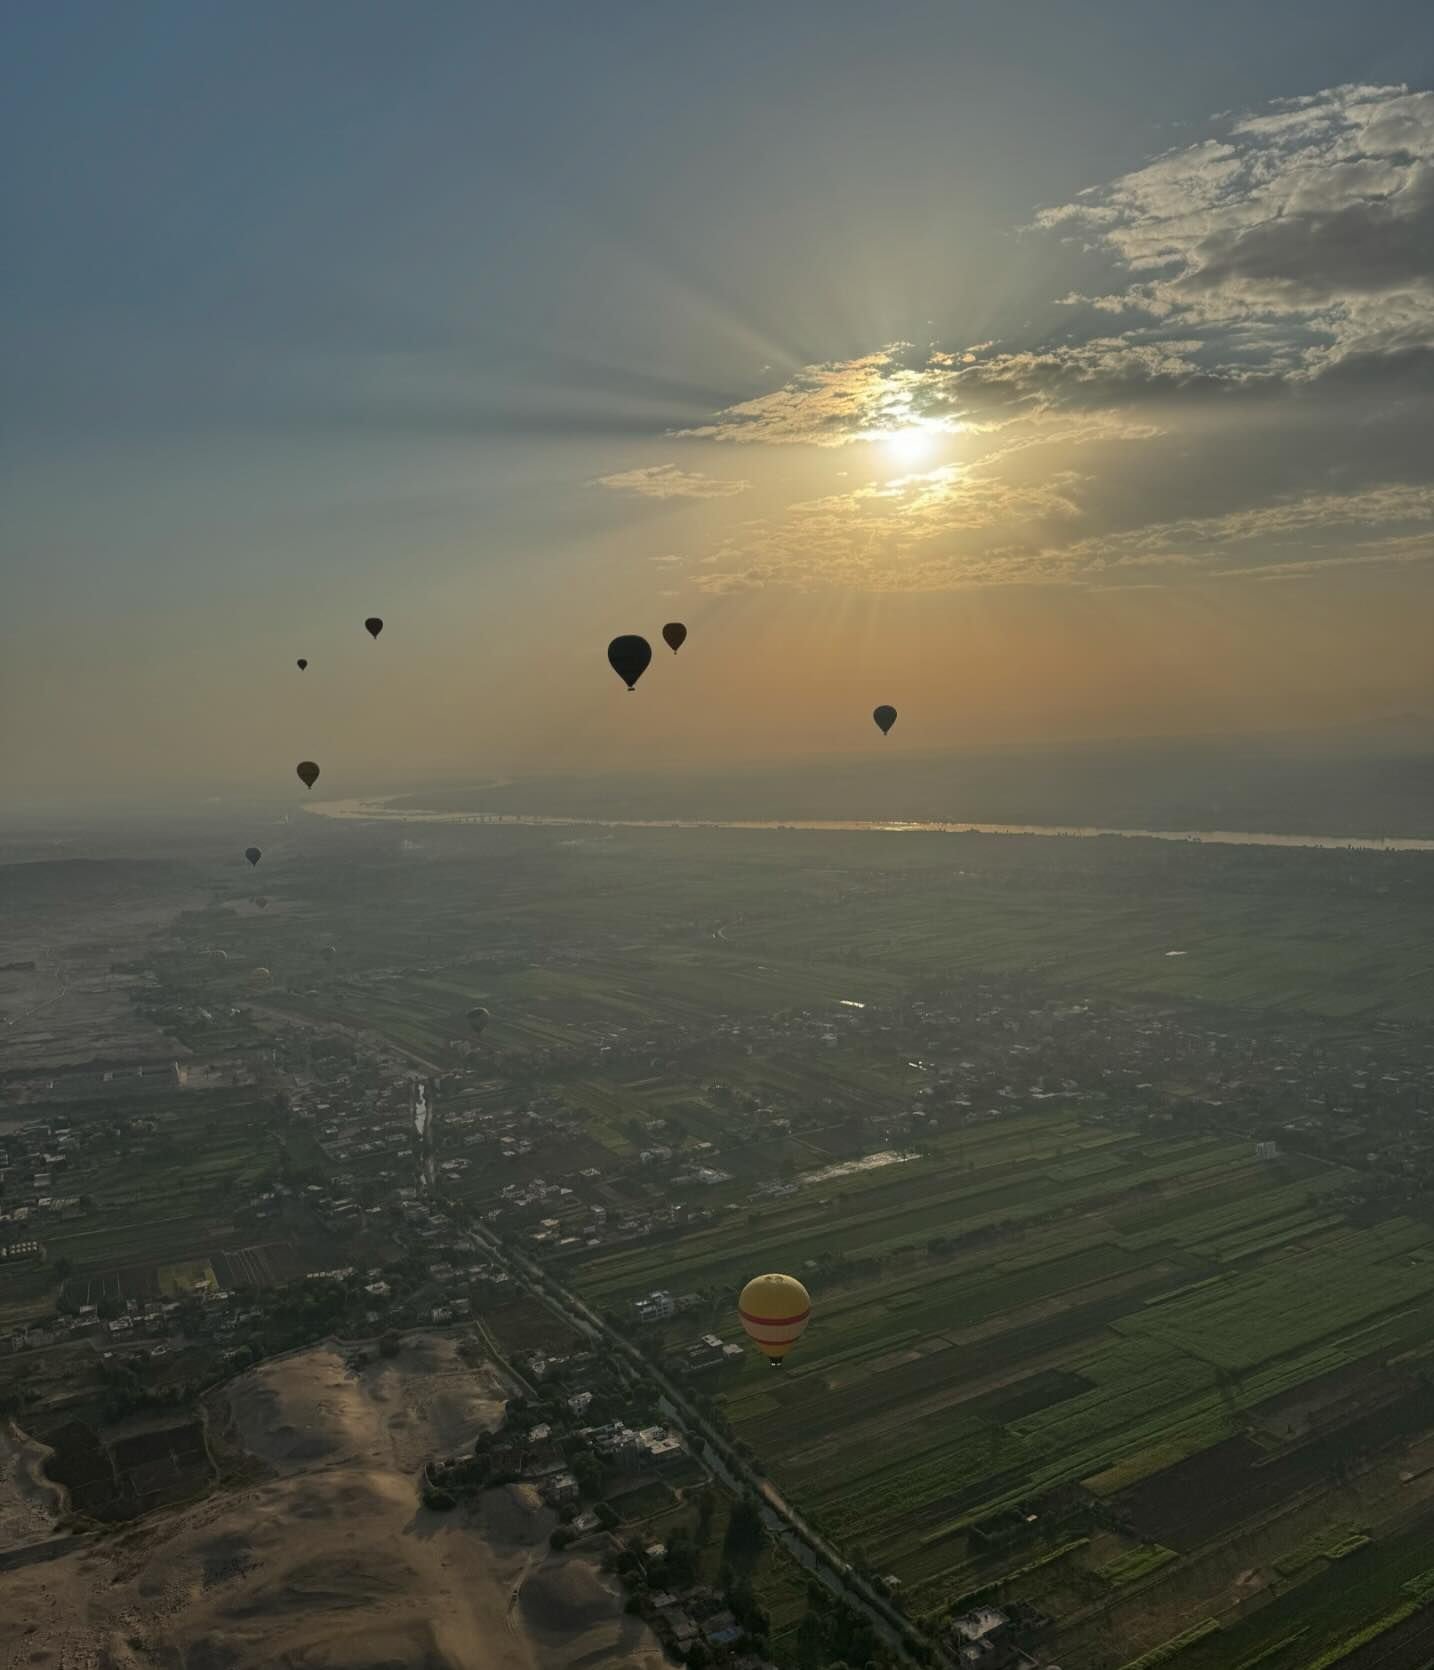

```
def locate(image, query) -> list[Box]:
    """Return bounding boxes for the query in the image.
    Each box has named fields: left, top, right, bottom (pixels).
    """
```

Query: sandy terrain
left=0, top=1334, right=665, bottom=1670
left=0, top=1421, right=67, bottom=1553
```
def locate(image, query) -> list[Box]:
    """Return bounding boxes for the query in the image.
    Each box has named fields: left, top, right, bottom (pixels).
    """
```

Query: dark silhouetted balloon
left=873, top=705, right=898, bottom=736
left=364, top=617, right=383, bottom=639
left=296, top=760, right=320, bottom=789
left=466, top=1006, right=490, bottom=1035
left=662, top=622, right=688, bottom=655
left=254, top=896, right=269, bottom=909
left=297, top=658, right=308, bottom=671
left=608, top=635, right=652, bottom=691
left=245, top=847, right=262, bottom=868
left=322, top=945, right=337, bottom=960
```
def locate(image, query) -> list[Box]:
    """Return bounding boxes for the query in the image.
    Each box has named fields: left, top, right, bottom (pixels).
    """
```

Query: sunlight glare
left=884, top=426, right=935, bottom=467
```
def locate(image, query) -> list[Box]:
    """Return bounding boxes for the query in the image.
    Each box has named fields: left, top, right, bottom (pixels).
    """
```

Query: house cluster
left=647, top=1587, right=769, bottom=1661
left=0, top=1119, right=89, bottom=1249
left=945, top=1601, right=1050, bottom=1669
left=631, top=1289, right=704, bottom=1325
left=671, top=1332, right=745, bottom=1376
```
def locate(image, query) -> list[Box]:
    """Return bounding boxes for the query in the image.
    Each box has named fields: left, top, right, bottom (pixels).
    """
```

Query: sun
left=883, top=426, right=935, bottom=467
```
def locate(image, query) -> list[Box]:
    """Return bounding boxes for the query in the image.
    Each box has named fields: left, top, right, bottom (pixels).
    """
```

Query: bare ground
left=0, top=1334, right=665, bottom=1670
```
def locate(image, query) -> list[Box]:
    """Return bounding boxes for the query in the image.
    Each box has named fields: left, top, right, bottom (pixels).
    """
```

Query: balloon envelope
left=661, top=622, right=687, bottom=654
left=364, top=617, right=383, bottom=639
left=296, top=658, right=308, bottom=670
left=738, top=1273, right=811, bottom=1365
left=296, top=761, right=320, bottom=789
left=608, top=635, right=653, bottom=690
left=466, top=1005, right=490, bottom=1035
left=254, top=896, right=269, bottom=909
left=873, top=704, right=898, bottom=736
left=244, top=847, right=262, bottom=868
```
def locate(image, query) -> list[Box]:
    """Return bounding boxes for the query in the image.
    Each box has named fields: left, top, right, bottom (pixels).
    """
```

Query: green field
left=36, top=812, right=1434, bottom=1670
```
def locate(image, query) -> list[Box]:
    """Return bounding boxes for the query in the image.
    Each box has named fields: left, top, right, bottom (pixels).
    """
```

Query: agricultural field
left=570, top=1107, right=1434, bottom=1665
left=9, top=809, right=1434, bottom=1668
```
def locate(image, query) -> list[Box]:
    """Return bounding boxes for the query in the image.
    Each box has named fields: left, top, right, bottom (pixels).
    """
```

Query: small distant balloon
left=244, top=847, right=262, bottom=868
left=608, top=635, right=653, bottom=691
left=322, top=945, right=337, bottom=960
left=254, top=896, right=269, bottom=910
left=296, top=760, right=320, bottom=789
left=662, top=622, right=688, bottom=655
left=296, top=658, right=308, bottom=671
left=873, top=704, right=898, bottom=737
left=364, top=617, right=384, bottom=639
left=250, top=966, right=272, bottom=984
left=211, top=950, right=229, bottom=965
left=466, top=1005, right=490, bottom=1036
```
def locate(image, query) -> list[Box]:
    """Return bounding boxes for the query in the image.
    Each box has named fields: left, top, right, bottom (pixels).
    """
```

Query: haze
left=4, top=2, right=1434, bottom=813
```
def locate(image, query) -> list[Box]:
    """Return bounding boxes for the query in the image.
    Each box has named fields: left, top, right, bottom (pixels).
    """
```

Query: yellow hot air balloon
left=738, top=1273, right=811, bottom=1367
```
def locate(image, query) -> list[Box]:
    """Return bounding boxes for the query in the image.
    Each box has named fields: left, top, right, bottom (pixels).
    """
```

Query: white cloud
left=590, top=464, right=749, bottom=499
left=672, top=83, right=1434, bottom=596
left=1041, top=84, right=1434, bottom=362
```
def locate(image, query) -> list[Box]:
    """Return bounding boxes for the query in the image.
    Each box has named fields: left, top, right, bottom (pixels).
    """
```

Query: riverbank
left=303, top=797, right=1434, bottom=854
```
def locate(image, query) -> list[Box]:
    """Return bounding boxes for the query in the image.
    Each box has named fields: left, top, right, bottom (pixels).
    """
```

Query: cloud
left=689, top=463, right=1088, bottom=593
left=1040, top=84, right=1434, bottom=362
left=674, top=83, right=1434, bottom=596
left=590, top=464, right=749, bottom=499
left=690, top=481, right=1434, bottom=596
left=674, top=348, right=966, bottom=445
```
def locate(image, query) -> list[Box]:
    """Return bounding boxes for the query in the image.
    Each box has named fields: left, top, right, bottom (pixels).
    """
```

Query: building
left=634, top=1290, right=675, bottom=1323
left=949, top=1606, right=1019, bottom=1670
left=542, top=1471, right=579, bottom=1505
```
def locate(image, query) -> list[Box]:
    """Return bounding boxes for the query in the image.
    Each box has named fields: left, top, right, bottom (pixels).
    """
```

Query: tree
left=572, top=1452, right=605, bottom=1499
left=723, top=1493, right=765, bottom=1570
left=378, top=1330, right=402, bottom=1359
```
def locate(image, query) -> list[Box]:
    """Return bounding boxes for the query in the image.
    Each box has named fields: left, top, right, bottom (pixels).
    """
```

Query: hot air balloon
left=364, top=617, right=384, bottom=639
left=608, top=635, right=652, bottom=691
left=466, top=1006, right=490, bottom=1036
left=211, top=949, right=229, bottom=966
left=254, top=896, right=269, bottom=909
left=322, top=945, right=337, bottom=961
left=245, top=847, right=262, bottom=868
left=738, top=1273, right=811, bottom=1367
left=662, top=622, right=687, bottom=655
left=296, top=761, right=320, bottom=789
left=297, top=658, right=308, bottom=671
left=873, top=705, right=897, bottom=737
left=250, top=966, right=272, bottom=984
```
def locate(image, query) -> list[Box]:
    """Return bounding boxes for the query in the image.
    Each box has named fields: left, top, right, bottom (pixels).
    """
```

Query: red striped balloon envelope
left=738, top=1272, right=811, bottom=1366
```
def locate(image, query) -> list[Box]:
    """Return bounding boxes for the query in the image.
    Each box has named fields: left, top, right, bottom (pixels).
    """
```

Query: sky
left=4, top=1, right=1434, bottom=809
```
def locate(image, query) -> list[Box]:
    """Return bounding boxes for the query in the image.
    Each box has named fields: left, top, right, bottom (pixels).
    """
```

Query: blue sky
left=4, top=2, right=1433, bottom=805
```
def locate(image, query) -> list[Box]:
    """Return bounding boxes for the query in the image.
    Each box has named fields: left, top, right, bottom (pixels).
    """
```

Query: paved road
left=462, top=1220, right=950, bottom=1668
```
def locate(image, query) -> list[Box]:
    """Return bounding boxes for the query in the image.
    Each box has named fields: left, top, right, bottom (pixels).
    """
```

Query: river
left=303, top=798, right=1434, bottom=854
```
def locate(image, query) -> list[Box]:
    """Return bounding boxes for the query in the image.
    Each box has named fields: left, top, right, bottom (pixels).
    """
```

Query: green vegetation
left=1099, top=1544, right=1178, bottom=1585
left=1120, top=1620, right=1220, bottom=1670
